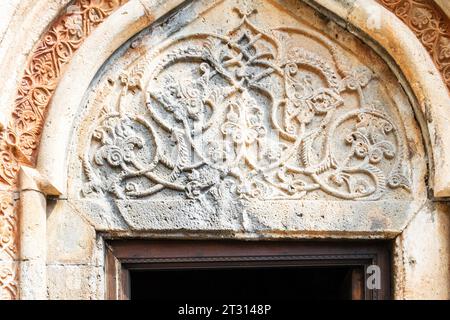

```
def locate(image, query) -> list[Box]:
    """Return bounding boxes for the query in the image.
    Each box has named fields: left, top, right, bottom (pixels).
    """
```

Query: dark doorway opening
left=130, top=266, right=363, bottom=300
left=106, top=240, right=391, bottom=300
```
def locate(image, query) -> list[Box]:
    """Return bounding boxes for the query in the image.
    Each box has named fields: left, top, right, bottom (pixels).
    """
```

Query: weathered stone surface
left=19, top=260, right=46, bottom=299
left=47, top=200, right=97, bottom=265
left=47, top=265, right=104, bottom=300
left=435, top=0, right=450, bottom=18
left=393, top=202, right=450, bottom=299
left=69, top=0, right=426, bottom=237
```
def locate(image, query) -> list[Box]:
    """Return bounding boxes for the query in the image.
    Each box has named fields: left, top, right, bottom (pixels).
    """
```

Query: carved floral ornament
left=80, top=5, right=412, bottom=209
left=378, top=0, right=450, bottom=89
left=0, top=0, right=447, bottom=190
left=0, top=0, right=448, bottom=190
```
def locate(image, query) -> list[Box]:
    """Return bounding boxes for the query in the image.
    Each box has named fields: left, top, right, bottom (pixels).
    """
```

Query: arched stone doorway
left=1, top=0, right=449, bottom=300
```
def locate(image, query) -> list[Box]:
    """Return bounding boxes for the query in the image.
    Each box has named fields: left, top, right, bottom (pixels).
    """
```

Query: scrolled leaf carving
left=82, top=6, right=412, bottom=205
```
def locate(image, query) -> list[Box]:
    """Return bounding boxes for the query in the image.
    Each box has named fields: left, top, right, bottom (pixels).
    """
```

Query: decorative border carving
left=0, top=0, right=128, bottom=186
left=0, top=191, right=17, bottom=301
left=0, top=192, right=18, bottom=301
left=377, top=0, right=450, bottom=90
left=0, top=193, right=17, bottom=261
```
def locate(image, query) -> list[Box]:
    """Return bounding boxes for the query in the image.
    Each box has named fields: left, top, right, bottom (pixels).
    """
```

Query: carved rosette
left=81, top=5, right=412, bottom=208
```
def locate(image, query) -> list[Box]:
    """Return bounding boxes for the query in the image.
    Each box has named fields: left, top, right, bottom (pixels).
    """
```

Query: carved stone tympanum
left=71, top=0, right=425, bottom=233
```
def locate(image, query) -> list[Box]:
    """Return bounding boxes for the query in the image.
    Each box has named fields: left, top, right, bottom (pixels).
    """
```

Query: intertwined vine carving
left=82, top=7, right=411, bottom=204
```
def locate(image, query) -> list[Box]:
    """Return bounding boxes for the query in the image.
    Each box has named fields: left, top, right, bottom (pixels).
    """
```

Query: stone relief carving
left=0, top=0, right=127, bottom=186
left=378, top=0, right=450, bottom=90
left=0, top=194, right=17, bottom=261
left=0, top=0, right=445, bottom=191
left=81, top=5, right=412, bottom=207
left=0, top=192, right=17, bottom=300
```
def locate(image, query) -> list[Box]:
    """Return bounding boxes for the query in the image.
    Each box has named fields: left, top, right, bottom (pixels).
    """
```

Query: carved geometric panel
left=71, top=0, right=426, bottom=233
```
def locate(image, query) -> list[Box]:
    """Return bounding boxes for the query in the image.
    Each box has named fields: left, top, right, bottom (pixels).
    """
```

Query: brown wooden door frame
left=105, top=240, right=391, bottom=300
